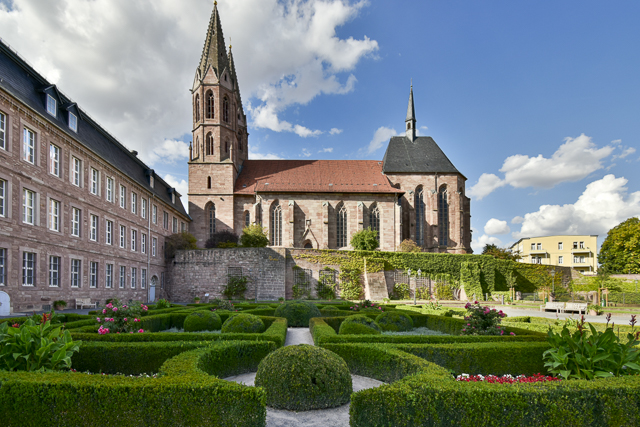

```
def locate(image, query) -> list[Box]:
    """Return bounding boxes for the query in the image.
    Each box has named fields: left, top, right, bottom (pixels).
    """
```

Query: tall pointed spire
left=405, top=82, right=417, bottom=142
left=198, top=1, right=230, bottom=79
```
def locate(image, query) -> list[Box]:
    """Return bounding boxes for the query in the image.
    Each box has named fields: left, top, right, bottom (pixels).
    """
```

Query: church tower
left=188, top=1, right=248, bottom=246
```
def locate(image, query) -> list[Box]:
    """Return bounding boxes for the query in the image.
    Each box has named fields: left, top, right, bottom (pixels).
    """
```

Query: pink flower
left=500, top=330, right=504, bottom=335
left=124, top=318, right=128, bottom=322
left=474, top=301, right=479, bottom=304
left=106, top=303, right=113, bottom=308
left=112, top=307, right=118, bottom=312
left=134, top=318, right=139, bottom=322
left=96, top=317, right=101, bottom=322
left=102, top=309, right=107, bottom=314
left=510, top=332, right=515, bottom=336
left=138, top=329, right=144, bottom=333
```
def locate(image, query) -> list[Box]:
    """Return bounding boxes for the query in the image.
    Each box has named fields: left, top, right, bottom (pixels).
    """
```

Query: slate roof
left=234, top=160, right=403, bottom=195
left=382, top=136, right=464, bottom=178
left=0, top=39, right=188, bottom=217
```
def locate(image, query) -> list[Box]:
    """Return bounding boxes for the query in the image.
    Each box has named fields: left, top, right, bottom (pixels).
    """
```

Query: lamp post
left=551, top=269, right=556, bottom=295
left=407, top=269, right=411, bottom=303
left=415, top=269, right=421, bottom=305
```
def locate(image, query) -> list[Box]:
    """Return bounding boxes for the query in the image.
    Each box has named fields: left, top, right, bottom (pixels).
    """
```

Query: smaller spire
left=405, top=82, right=417, bottom=142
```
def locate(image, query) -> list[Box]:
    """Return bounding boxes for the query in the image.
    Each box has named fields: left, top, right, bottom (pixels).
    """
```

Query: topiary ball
left=274, top=301, right=321, bottom=327
left=221, top=313, right=265, bottom=333
left=321, top=305, right=340, bottom=311
left=375, top=311, right=414, bottom=332
left=360, top=307, right=384, bottom=314
left=255, top=344, right=352, bottom=410
left=338, top=314, right=381, bottom=335
left=183, top=310, right=222, bottom=332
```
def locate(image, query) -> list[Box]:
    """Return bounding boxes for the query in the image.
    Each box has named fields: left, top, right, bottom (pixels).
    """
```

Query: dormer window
left=149, top=175, right=154, bottom=188
left=171, top=193, right=176, bottom=204
left=69, top=112, right=78, bottom=132
left=46, top=94, right=57, bottom=117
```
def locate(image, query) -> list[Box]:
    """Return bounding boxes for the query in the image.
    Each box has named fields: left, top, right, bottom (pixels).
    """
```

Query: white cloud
left=472, top=234, right=503, bottom=254
left=248, top=144, right=282, bottom=160
left=319, top=147, right=334, bottom=153
left=613, top=147, right=636, bottom=160
left=366, top=126, right=397, bottom=154
left=512, top=174, right=640, bottom=239
left=163, top=173, right=189, bottom=211
left=511, top=216, right=524, bottom=224
left=484, top=218, right=510, bottom=235
left=148, top=139, right=190, bottom=165
left=329, top=128, right=343, bottom=135
left=468, top=134, right=615, bottom=200
left=301, top=148, right=312, bottom=157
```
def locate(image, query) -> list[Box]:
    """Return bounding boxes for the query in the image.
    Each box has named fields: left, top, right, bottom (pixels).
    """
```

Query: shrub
left=392, top=283, right=411, bottom=299
left=240, top=224, right=269, bottom=247
left=338, top=267, right=363, bottom=300
left=0, top=319, right=81, bottom=371
left=222, top=314, right=265, bottom=333
left=321, top=305, right=341, bottom=311
left=461, top=301, right=508, bottom=336
left=274, top=301, right=321, bottom=327
left=398, top=239, right=421, bottom=252
left=96, top=301, right=148, bottom=334
left=255, top=344, right=352, bottom=410
left=350, top=228, right=380, bottom=251
left=183, top=311, right=222, bottom=332
left=211, top=299, right=236, bottom=311
left=205, top=230, right=239, bottom=249
left=155, top=299, right=170, bottom=309
left=165, top=232, right=197, bottom=258
left=339, top=315, right=381, bottom=335
left=223, top=275, right=249, bottom=299
left=376, top=311, right=414, bottom=332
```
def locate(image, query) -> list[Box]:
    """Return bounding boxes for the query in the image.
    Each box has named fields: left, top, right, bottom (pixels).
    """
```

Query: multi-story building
left=0, top=39, right=189, bottom=315
left=510, top=235, right=598, bottom=273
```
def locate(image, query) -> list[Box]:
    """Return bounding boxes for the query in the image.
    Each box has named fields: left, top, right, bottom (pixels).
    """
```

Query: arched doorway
left=149, top=276, right=158, bottom=302
left=0, top=291, right=10, bottom=316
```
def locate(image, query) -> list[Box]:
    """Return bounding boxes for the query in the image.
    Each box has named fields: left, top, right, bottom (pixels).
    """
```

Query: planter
left=54, top=305, right=65, bottom=311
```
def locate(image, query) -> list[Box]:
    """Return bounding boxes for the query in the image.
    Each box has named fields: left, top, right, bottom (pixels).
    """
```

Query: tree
left=350, top=228, right=379, bottom=251
left=482, top=243, right=521, bottom=261
left=205, top=230, right=239, bottom=248
left=599, top=217, right=640, bottom=274
left=165, top=232, right=197, bottom=258
left=240, top=224, right=270, bottom=247
left=398, top=239, right=421, bottom=253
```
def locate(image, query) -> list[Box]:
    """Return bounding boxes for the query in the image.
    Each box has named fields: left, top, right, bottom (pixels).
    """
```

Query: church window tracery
left=206, top=90, right=214, bottom=119
left=208, top=203, right=216, bottom=238
left=337, top=204, right=347, bottom=248
left=270, top=203, right=282, bottom=246
left=415, top=187, right=425, bottom=247
left=244, top=211, right=250, bottom=227
left=223, top=96, right=229, bottom=123
left=369, top=204, right=380, bottom=241
left=195, top=94, right=201, bottom=122
left=438, top=186, right=449, bottom=246
left=206, top=133, right=214, bottom=156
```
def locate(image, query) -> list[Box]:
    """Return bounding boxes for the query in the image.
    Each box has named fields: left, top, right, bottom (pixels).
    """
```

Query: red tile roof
left=234, top=160, right=403, bottom=194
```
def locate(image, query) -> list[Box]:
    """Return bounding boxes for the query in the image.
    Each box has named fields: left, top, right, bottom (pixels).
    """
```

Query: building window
left=149, top=175, right=154, bottom=188
left=106, top=264, right=113, bottom=288
left=195, top=93, right=200, bottom=122
left=46, top=94, right=57, bottom=117
left=71, top=207, right=81, bottom=237
left=141, top=268, right=147, bottom=290
left=580, top=241, right=585, bottom=249
left=72, top=157, right=81, bottom=186
left=208, top=204, right=215, bottom=237
left=152, top=205, right=157, bottom=224
left=106, top=177, right=114, bottom=202
left=90, top=168, right=99, bottom=195
left=70, top=259, right=81, bottom=288
left=23, top=188, right=35, bottom=225
left=163, top=212, right=169, bottom=229
left=223, top=96, right=229, bottom=123
left=69, top=112, right=78, bottom=132
left=141, top=233, right=147, bottom=254
left=0, top=248, right=6, bottom=286
left=531, top=243, right=535, bottom=250
left=0, top=179, right=4, bottom=217
left=207, top=176, right=212, bottom=189
left=0, top=111, right=5, bottom=150
left=90, top=214, right=98, bottom=241
left=141, top=198, right=147, bottom=219
left=120, top=225, right=126, bottom=248
left=131, top=229, right=137, bottom=251
left=415, top=188, right=425, bottom=247
left=536, top=243, right=542, bottom=250
left=131, top=267, right=137, bottom=289
left=49, top=255, right=60, bottom=287
left=49, top=199, right=60, bottom=232
left=574, top=256, right=585, bottom=264
left=172, top=217, right=178, bottom=233
left=90, top=261, right=98, bottom=288
left=152, top=237, right=157, bottom=257
left=558, top=242, right=563, bottom=250
left=50, top=144, right=60, bottom=176
left=181, top=222, right=186, bottom=233
left=438, top=186, right=449, bottom=246
left=573, top=242, right=578, bottom=249
left=369, top=204, right=380, bottom=241
left=206, top=90, right=214, bottom=119
left=119, top=266, right=126, bottom=289
left=558, top=256, right=563, bottom=265
left=245, top=211, right=250, bottom=227
left=23, top=128, right=35, bottom=164
left=131, top=192, right=137, bottom=214
left=206, top=133, right=214, bottom=156
left=270, top=204, right=282, bottom=246
left=336, top=204, right=347, bottom=248
left=23, top=252, right=36, bottom=286
left=106, top=220, right=113, bottom=245
left=120, top=185, right=126, bottom=209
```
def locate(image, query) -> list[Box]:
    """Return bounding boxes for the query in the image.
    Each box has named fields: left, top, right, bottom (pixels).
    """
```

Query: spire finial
left=214, top=1, right=217, bottom=5
left=405, top=82, right=417, bottom=142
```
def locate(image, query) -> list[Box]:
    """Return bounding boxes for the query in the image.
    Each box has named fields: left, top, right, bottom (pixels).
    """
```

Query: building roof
left=234, top=160, right=403, bottom=195
left=0, top=38, right=188, bottom=218
left=382, top=135, right=464, bottom=177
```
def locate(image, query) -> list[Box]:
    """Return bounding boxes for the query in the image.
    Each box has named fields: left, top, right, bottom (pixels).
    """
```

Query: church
left=188, top=3, right=472, bottom=254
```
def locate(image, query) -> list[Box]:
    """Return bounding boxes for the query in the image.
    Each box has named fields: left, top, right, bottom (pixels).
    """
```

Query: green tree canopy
left=599, top=217, right=640, bottom=274
left=482, top=243, right=521, bottom=261
left=240, top=224, right=270, bottom=247
left=350, top=228, right=379, bottom=251
left=165, top=232, right=197, bottom=258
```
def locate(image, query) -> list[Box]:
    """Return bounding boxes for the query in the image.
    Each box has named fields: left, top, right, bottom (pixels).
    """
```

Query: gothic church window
left=206, top=133, right=214, bottom=156
left=369, top=204, right=380, bottom=241
left=438, top=186, right=449, bottom=246
left=207, top=177, right=211, bottom=189
left=415, top=187, right=425, bottom=247
left=206, top=90, right=214, bottom=119
left=337, top=204, right=347, bottom=248
left=245, top=211, right=250, bottom=227
left=195, top=94, right=201, bottom=122
left=208, top=203, right=216, bottom=238
left=223, top=96, right=229, bottom=123
left=270, top=203, right=282, bottom=246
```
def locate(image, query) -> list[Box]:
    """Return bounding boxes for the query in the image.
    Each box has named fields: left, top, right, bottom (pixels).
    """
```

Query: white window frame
left=22, top=252, right=36, bottom=286
left=558, top=242, right=563, bottom=250
left=131, top=192, right=137, bottom=215
left=119, top=265, right=126, bottom=289
left=0, top=248, right=5, bottom=286
left=90, top=261, right=98, bottom=288
left=131, top=267, right=137, bottom=289
left=106, top=220, right=113, bottom=245
left=172, top=217, right=178, bottom=233
left=163, top=212, right=168, bottom=229
left=68, top=112, right=78, bottom=132
left=49, top=255, right=61, bottom=287
left=0, top=179, right=6, bottom=218
left=49, top=144, right=60, bottom=177
left=106, top=177, right=114, bottom=203
left=152, top=205, right=157, bottom=224
left=71, top=207, right=81, bottom=237
left=23, top=128, right=35, bottom=164
left=558, top=256, right=563, bottom=265
left=90, top=168, right=100, bottom=195
left=46, top=94, right=57, bottom=117
left=72, top=157, right=81, bottom=187
left=141, top=268, right=147, bottom=289
left=579, top=241, right=585, bottom=249
left=152, top=237, right=157, bottom=257
left=0, top=111, right=6, bottom=150
left=23, top=188, right=35, bottom=225
left=141, top=233, right=147, bottom=254
left=141, top=198, right=147, bottom=219
left=49, top=199, right=60, bottom=232
left=90, top=214, right=98, bottom=241
left=119, top=185, right=126, bottom=209
left=131, top=229, right=137, bottom=252
left=106, top=263, right=113, bottom=288
left=120, top=225, right=126, bottom=248
left=70, top=259, right=81, bottom=288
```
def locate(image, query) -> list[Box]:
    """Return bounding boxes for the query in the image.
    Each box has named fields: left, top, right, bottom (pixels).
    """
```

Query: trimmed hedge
left=222, top=314, right=265, bottom=333
left=274, top=301, right=322, bottom=327
left=255, top=344, right=352, bottom=410
left=183, top=311, right=222, bottom=332
left=339, top=315, right=381, bottom=335
left=375, top=311, right=413, bottom=332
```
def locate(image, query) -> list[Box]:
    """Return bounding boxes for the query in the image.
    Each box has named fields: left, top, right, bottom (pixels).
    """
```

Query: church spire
left=198, top=1, right=230, bottom=79
left=405, top=82, right=417, bottom=142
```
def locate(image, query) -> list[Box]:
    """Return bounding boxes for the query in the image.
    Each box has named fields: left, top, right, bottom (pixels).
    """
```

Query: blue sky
left=1, top=0, right=639, bottom=253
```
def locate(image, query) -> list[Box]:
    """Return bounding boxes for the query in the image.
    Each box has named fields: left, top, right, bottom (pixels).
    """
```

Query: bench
left=541, top=302, right=566, bottom=313
left=75, top=298, right=96, bottom=309
left=564, top=302, right=588, bottom=315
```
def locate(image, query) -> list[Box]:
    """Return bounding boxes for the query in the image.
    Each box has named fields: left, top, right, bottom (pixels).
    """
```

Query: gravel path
left=224, top=327, right=385, bottom=427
